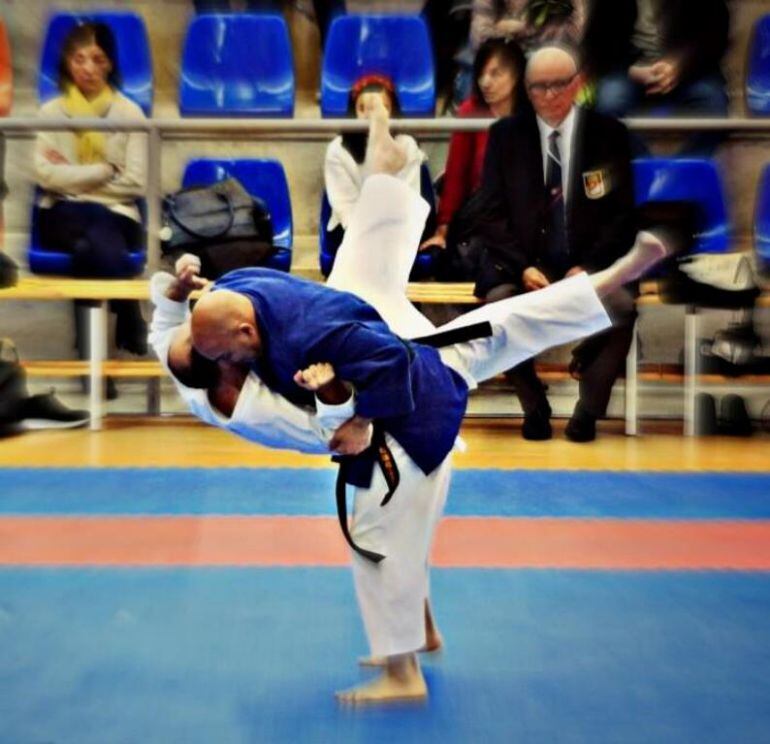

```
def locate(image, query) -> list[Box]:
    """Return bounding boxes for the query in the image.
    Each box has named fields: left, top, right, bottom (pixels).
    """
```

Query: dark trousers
left=486, top=282, right=637, bottom=418
left=38, top=200, right=146, bottom=356
left=594, top=71, right=729, bottom=157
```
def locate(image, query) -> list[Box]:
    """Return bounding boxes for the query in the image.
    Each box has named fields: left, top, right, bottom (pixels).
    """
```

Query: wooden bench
left=3, top=276, right=769, bottom=433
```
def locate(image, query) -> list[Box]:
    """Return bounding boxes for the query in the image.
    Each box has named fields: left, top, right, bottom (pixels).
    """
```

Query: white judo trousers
left=327, top=175, right=611, bottom=658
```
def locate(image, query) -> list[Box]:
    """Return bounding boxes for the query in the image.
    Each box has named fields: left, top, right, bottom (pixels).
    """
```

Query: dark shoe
left=522, top=403, right=552, bottom=441
left=695, top=393, right=718, bottom=435
left=565, top=403, right=597, bottom=443
left=17, top=391, right=89, bottom=430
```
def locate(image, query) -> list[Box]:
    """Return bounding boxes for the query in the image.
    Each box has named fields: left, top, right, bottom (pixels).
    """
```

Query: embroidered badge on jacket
left=583, top=169, right=608, bottom=199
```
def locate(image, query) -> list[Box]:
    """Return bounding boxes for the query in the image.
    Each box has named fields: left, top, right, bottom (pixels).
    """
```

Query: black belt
left=411, top=320, right=493, bottom=348
left=334, top=427, right=400, bottom=564
left=332, top=320, right=492, bottom=563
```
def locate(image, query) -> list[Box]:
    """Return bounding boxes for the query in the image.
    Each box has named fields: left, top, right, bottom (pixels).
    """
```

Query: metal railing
left=3, top=114, right=770, bottom=263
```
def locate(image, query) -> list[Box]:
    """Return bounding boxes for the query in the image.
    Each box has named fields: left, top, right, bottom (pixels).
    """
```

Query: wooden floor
left=1, top=417, right=768, bottom=471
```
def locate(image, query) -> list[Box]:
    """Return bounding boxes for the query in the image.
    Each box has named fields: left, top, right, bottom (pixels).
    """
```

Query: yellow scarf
left=61, top=83, right=114, bottom=164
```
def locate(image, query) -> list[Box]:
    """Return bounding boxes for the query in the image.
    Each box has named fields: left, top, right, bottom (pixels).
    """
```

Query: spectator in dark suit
left=475, top=44, right=639, bottom=442
left=582, top=0, right=729, bottom=155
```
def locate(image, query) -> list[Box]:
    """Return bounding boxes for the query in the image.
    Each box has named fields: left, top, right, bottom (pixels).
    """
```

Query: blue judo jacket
left=214, top=268, right=469, bottom=487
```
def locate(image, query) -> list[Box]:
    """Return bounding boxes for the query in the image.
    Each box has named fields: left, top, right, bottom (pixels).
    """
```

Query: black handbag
left=161, top=177, right=276, bottom=279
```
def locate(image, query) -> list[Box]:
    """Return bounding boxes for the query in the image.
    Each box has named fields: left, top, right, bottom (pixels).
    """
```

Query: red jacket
left=437, top=97, right=493, bottom=228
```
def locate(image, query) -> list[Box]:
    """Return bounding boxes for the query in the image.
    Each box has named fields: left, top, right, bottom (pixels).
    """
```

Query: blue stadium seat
left=179, top=14, right=294, bottom=117
left=321, top=14, right=435, bottom=118
left=633, top=158, right=731, bottom=255
left=28, top=194, right=147, bottom=276
left=38, top=11, right=153, bottom=115
left=747, top=15, right=770, bottom=115
left=319, top=163, right=437, bottom=278
left=183, top=159, right=293, bottom=273
left=754, top=163, right=770, bottom=273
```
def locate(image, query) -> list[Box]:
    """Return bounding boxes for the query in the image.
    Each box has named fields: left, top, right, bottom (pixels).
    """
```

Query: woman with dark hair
left=34, top=22, right=148, bottom=362
left=453, top=0, right=584, bottom=105
left=422, top=38, right=527, bottom=252
left=323, top=75, right=427, bottom=252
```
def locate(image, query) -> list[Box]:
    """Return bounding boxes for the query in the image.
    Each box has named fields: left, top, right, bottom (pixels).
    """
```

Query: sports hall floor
left=1, top=418, right=769, bottom=743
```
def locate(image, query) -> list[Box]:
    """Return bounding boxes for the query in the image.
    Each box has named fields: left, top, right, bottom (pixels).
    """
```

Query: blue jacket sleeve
left=307, top=323, right=416, bottom=420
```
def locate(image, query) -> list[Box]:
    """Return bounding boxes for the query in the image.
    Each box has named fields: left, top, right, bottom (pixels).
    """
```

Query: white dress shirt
left=536, top=105, right=578, bottom=206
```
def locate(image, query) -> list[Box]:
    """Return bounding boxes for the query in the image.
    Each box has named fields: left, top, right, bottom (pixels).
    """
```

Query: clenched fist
left=293, top=362, right=336, bottom=392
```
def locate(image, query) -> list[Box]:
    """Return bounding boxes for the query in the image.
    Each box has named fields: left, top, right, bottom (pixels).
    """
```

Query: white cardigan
left=324, top=134, right=426, bottom=232
left=34, top=91, right=147, bottom=223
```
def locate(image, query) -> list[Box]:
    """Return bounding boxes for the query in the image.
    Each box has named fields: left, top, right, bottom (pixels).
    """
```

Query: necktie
left=544, top=129, right=568, bottom=276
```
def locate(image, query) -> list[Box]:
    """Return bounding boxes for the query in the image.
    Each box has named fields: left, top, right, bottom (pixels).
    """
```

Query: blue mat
left=1, top=568, right=769, bottom=744
left=2, top=468, right=770, bottom=519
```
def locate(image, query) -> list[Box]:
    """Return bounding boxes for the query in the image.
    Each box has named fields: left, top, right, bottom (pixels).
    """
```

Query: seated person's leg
left=75, top=204, right=147, bottom=354
left=594, top=70, right=643, bottom=118
left=672, top=74, right=729, bottom=116
left=567, top=286, right=637, bottom=442
left=594, top=72, right=649, bottom=156
left=37, top=200, right=92, bottom=255
left=78, top=205, right=140, bottom=278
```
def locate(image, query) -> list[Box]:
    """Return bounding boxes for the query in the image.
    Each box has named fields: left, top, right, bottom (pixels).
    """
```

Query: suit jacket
left=581, top=0, right=729, bottom=83
left=474, top=107, right=637, bottom=297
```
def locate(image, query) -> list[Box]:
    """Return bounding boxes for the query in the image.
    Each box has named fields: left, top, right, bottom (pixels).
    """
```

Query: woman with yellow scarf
left=34, top=23, right=148, bottom=384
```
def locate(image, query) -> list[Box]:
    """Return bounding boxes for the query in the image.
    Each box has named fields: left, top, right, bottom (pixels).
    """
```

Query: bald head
left=191, top=289, right=262, bottom=364
left=526, top=45, right=582, bottom=127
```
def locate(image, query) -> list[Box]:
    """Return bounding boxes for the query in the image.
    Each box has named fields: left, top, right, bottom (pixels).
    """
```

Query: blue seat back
left=39, top=11, right=153, bottom=115
left=319, top=163, right=436, bottom=278
left=182, top=159, right=293, bottom=251
left=754, top=163, right=770, bottom=272
left=180, top=14, right=294, bottom=117
left=321, top=14, right=435, bottom=117
left=747, top=15, right=770, bottom=115
left=633, top=158, right=731, bottom=254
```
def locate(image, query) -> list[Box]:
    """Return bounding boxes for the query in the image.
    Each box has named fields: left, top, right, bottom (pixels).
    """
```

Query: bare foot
left=364, top=96, right=408, bottom=176
left=590, top=230, right=670, bottom=298
left=337, top=654, right=427, bottom=704
left=623, top=230, right=670, bottom=282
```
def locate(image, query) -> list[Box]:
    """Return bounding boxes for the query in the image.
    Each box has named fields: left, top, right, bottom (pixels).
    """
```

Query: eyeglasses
left=527, top=75, right=577, bottom=95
